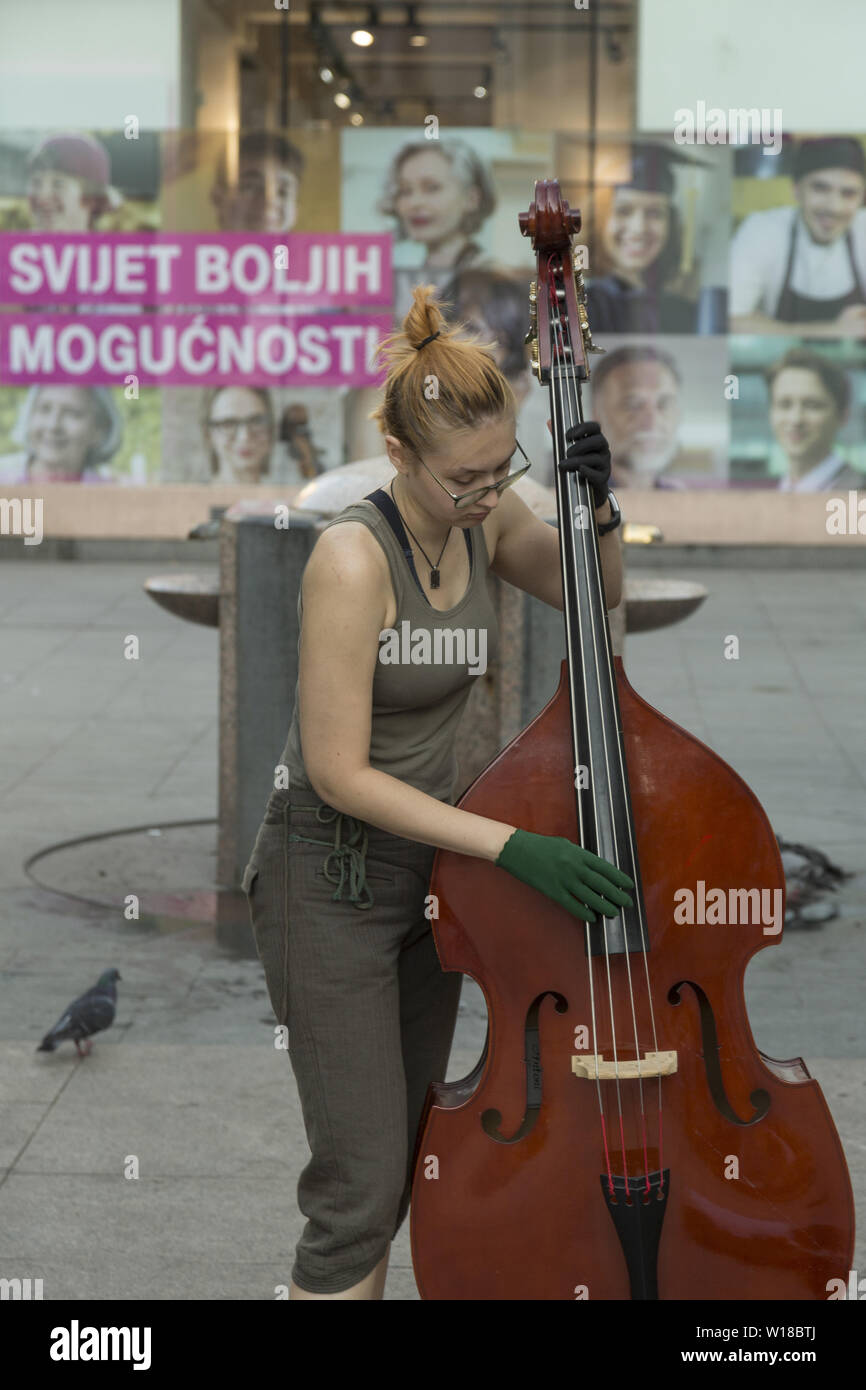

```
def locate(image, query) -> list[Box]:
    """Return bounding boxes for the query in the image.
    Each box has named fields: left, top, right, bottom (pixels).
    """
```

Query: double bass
left=409, top=181, right=854, bottom=1301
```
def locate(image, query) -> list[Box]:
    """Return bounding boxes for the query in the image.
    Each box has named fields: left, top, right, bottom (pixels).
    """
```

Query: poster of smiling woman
left=341, top=126, right=553, bottom=325
left=0, top=383, right=161, bottom=483
left=555, top=133, right=731, bottom=336
left=728, top=336, right=866, bottom=489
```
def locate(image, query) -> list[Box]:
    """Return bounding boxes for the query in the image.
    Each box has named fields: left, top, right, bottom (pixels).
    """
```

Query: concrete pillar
left=218, top=508, right=319, bottom=887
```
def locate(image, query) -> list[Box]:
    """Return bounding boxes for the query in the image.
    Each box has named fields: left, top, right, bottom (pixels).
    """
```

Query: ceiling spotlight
left=352, top=6, right=378, bottom=47
left=319, top=66, right=334, bottom=83
left=407, top=3, right=428, bottom=45
left=474, top=65, right=492, bottom=99
left=333, top=92, right=352, bottom=109
left=350, top=113, right=365, bottom=126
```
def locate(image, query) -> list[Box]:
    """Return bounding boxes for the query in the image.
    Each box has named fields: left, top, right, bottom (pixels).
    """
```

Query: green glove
left=495, top=828, right=634, bottom=923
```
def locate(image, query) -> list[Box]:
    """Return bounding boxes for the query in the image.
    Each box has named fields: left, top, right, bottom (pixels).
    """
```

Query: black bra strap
left=364, top=487, right=471, bottom=597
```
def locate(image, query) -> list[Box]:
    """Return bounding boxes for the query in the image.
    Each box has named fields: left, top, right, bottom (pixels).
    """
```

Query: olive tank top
left=271, top=489, right=500, bottom=809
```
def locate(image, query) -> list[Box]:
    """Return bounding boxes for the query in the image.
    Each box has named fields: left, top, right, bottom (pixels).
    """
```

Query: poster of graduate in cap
left=556, top=136, right=731, bottom=336
left=730, top=135, right=866, bottom=337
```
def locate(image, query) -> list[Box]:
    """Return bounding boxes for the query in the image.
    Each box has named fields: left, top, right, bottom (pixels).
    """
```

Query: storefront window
left=0, top=1, right=863, bottom=498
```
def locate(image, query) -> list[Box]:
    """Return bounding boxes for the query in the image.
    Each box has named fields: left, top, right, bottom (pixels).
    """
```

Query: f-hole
left=481, top=990, right=568, bottom=1144
left=669, top=980, right=771, bottom=1126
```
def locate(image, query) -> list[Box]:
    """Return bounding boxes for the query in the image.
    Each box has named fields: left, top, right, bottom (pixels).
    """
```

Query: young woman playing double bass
left=243, top=285, right=634, bottom=1300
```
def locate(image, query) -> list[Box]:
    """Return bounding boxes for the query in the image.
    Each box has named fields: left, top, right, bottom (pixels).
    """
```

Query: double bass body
left=410, top=662, right=854, bottom=1300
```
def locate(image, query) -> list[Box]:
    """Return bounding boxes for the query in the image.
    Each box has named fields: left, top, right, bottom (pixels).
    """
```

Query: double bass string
left=548, top=266, right=638, bottom=1190
left=555, top=274, right=668, bottom=1189
left=562, top=326, right=657, bottom=1199
left=551, top=269, right=652, bottom=1195
left=555, top=257, right=665, bottom=1192
left=546, top=260, right=633, bottom=1189
left=545, top=258, right=617, bottom=1192
left=548, top=253, right=663, bottom=1194
left=560, top=267, right=662, bottom=1195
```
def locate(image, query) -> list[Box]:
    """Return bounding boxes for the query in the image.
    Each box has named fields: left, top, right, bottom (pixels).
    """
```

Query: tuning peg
left=577, top=300, right=604, bottom=355
left=571, top=267, right=604, bottom=356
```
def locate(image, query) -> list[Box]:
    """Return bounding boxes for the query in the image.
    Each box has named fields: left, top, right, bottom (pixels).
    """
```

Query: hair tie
left=415, top=330, right=441, bottom=350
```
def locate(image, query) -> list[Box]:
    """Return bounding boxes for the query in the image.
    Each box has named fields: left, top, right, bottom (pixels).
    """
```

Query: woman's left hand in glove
left=557, top=421, right=611, bottom=508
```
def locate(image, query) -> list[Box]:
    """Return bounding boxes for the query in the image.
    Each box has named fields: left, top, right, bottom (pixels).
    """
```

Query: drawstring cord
left=277, top=798, right=375, bottom=1031
left=285, top=802, right=375, bottom=910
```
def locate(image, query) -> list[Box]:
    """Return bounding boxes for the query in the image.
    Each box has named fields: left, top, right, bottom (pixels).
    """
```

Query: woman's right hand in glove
left=495, top=827, right=634, bottom=923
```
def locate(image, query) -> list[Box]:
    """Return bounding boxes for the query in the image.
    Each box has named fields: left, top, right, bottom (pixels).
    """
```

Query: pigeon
left=37, top=969, right=122, bottom=1057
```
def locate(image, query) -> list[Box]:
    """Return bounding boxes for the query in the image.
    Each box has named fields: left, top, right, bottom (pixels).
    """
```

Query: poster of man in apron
left=730, top=135, right=866, bottom=337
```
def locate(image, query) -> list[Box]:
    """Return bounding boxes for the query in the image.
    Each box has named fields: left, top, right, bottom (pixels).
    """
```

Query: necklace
left=389, top=479, right=452, bottom=589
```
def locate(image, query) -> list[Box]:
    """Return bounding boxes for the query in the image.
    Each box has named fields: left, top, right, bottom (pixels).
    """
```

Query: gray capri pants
left=242, top=788, right=463, bottom=1295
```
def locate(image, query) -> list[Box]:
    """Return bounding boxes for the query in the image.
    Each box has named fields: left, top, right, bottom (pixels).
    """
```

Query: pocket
left=242, top=819, right=287, bottom=899
left=244, top=832, right=290, bottom=1027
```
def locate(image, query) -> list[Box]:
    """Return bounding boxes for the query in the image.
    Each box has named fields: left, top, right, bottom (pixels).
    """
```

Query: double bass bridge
left=572, top=1049, right=678, bottom=1081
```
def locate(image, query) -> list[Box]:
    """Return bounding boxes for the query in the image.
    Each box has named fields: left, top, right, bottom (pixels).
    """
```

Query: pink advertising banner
left=0, top=233, right=392, bottom=307
left=0, top=313, right=392, bottom=386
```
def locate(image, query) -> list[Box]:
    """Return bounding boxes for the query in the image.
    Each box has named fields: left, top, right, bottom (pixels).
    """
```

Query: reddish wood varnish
left=409, top=661, right=855, bottom=1300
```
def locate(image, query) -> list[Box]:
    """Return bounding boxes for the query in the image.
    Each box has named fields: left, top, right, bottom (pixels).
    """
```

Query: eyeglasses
left=418, top=439, right=532, bottom=510
left=208, top=414, right=271, bottom=438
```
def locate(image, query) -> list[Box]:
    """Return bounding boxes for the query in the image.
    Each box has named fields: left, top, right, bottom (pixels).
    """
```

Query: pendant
left=430, top=569, right=440, bottom=589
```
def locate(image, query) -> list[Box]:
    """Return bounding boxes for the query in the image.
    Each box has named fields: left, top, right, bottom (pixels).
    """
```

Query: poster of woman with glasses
left=201, top=387, right=275, bottom=485
left=160, top=386, right=344, bottom=484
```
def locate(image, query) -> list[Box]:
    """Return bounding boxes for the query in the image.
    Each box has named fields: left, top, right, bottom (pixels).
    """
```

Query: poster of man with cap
left=0, top=127, right=160, bottom=232
left=24, top=132, right=123, bottom=232
left=730, top=135, right=866, bottom=336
